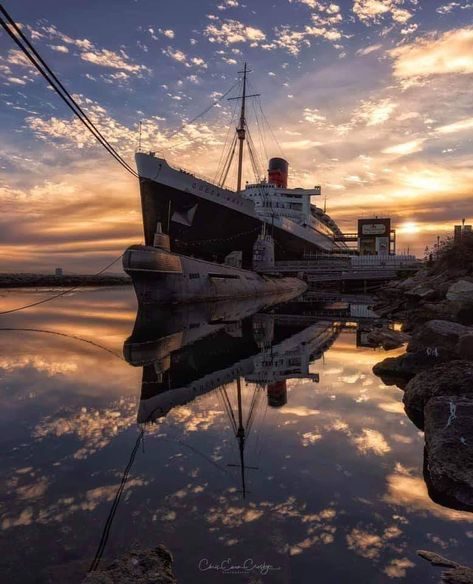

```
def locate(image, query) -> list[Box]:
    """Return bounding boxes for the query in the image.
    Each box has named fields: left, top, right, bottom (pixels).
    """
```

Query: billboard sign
left=362, top=223, right=387, bottom=235
left=358, top=218, right=391, bottom=255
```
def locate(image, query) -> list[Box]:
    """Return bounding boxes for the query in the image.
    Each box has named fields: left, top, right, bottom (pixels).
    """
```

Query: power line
left=0, top=4, right=138, bottom=178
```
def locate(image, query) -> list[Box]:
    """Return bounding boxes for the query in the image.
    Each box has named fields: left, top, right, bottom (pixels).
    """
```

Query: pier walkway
left=261, top=255, right=420, bottom=283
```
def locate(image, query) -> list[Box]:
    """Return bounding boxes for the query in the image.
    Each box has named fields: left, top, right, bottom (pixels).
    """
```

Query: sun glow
left=399, top=222, right=419, bottom=234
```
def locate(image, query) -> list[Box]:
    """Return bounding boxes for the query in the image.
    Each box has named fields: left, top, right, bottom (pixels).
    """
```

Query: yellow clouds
left=435, top=117, right=473, bottom=134
left=352, top=428, right=391, bottom=456
left=0, top=159, right=141, bottom=271
left=383, top=464, right=473, bottom=522
left=356, top=98, right=397, bottom=126
left=389, top=27, right=473, bottom=78
left=382, top=138, right=425, bottom=155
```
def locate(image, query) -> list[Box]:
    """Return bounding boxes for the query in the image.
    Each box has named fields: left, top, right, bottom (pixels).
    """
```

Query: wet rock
left=405, top=285, right=437, bottom=300
left=423, top=395, right=473, bottom=511
left=365, top=327, right=409, bottom=350
left=418, top=550, right=460, bottom=568
left=418, top=550, right=473, bottom=583
left=372, top=347, right=454, bottom=388
left=82, top=546, right=177, bottom=584
left=457, top=333, right=473, bottom=360
left=407, top=320, right=470, bottom=354
left=401, top=302, right=463, bottom=331
left=397, top=276, right=418, bottom=290
left=403, top=361, right=473, bottom=429
left=446, top=280, right=473, bottom=304
left=454, top=303, right=473, bottom=326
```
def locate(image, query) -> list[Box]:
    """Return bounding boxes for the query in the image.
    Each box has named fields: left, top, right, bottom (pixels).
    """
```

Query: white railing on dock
left=350, top=254, right=419, bottom=269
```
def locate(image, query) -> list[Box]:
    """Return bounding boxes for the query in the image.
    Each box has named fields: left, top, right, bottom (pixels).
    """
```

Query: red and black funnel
left=268, top=157, right=289, bottom=188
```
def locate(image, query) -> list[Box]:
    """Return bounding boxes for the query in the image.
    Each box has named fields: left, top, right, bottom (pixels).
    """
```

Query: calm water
left=0, top=286, right=471, bottom=583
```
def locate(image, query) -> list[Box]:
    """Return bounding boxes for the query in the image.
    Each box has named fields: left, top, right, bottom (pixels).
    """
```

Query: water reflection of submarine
left=123, top=292, right=298, bottom=367
left=130, top=316, right=338, bottom=424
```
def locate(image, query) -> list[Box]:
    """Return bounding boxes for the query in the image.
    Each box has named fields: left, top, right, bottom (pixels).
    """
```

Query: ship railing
left=173, top=163, right=237, bottom=194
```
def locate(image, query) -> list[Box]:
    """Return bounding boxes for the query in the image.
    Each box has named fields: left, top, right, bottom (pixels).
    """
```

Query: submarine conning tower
left=268, top=157, right=289, bottom=188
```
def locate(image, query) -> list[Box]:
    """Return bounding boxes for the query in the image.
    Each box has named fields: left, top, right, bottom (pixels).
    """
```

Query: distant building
left=55, top=267, right=63, bottom=276
left=454, top=220, right=472, bottom=242
left=357, top=218, right=394, bottom=255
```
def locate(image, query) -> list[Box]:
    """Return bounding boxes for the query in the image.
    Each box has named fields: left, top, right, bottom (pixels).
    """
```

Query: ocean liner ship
left=134, top=64, right=345, bottom=270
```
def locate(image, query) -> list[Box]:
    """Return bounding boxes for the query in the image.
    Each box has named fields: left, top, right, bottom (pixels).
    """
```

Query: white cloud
left=389, top=27, right=473, bottom=79
left=80, top=49, right=148, bottom=74
left=281, top=139, right=324, bottom=149
left=353, top=428, right=391, bottom=455
left=48, top=45, right=69, bottom=53
left=191, top=56, right=207, bottom=68
left=31, top=23, right=148, bottom=76
left=435, top=117, right=473, bottom=134
left=353, top=0, right=413, bottom=25
left=7, top=77, right=27, bottom=85
left=163, top=49, right=207, bottom=69
left=382, top=139, right=425, bottom=155
left=6, top=49, right=33, bottom=69
left=160, top=28, right=175, bottom=39
left=41, top=24, right=93, bottom=50
left=271, top=1, right=344, bottom=54
left=303, top=107, right=326, bottom=124
left=355, top=98, right=397, bottom=126
left=356, top=43, right=383, bottom=55
left=204, top=19, right=266, bottom=45
left=217, top=0, right=239, bottom=9
left=436, top=2, right=460, bottom=14
left=383, top=558, right=415, bottom=578
left=164, top=47, right=188, bottom=63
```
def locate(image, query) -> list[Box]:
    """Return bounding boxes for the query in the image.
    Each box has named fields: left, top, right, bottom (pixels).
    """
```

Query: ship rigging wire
left=0, top=5, right=138, bottom=178
left=89, top=397, right=237, bottom=572
left=164, top=80, right=240, bottom=146
left=0, top=254, right=123, bottom=316
left=0, top=327, right=124, bottom=360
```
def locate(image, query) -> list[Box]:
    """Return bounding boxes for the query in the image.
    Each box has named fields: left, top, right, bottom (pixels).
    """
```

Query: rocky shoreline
left=82, top=546, right=177, bottom=584
left=0, top=273, right=131, bottom=288
left=370, top=236, right=473, bottom=514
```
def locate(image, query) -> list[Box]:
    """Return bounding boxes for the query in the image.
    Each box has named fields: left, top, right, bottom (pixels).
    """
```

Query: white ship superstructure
left=133, top=63, right=346, bottom=270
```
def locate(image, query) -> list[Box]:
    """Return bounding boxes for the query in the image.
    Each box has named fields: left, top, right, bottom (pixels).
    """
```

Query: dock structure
left=257, top=254, right=419, bottom=285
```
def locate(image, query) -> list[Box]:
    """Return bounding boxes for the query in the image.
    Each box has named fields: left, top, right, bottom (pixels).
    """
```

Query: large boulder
left=83, top=546, right=177, bottom=584
left=403, top=361, right=473, bottom=429
left=366, top=327, right=409, bottom=350
left=446, top=279, right=473, bottom=303
left=423, top=395, right=473, bottom=511
left=405, top=285, right=437, bottom=300
left=457, top=332, right=473, bottom=360
left=373, top=348, right=455, bottom=388
left=402, top=302, right=466, bottom=331
left=407, top=320, right=470, bottom=354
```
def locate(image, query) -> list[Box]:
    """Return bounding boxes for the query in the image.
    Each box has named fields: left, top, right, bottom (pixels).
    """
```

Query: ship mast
left=226, top=377, right=259, bottom=498
left=236, top=63, right=247, bottom=193
left=228, top=63, right=259, bottom=192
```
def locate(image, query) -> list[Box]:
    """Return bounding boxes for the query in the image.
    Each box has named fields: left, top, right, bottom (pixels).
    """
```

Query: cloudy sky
left=1, top=0, right=472, bottom=271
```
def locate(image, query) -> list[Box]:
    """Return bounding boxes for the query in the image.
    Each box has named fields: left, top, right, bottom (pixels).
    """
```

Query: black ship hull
left=140, top=177, right=335, bottom=269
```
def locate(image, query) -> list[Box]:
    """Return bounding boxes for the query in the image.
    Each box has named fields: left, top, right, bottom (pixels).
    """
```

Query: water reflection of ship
left=124, top=305, right=338, bottom=424
left=90, top=299, right=344, bottom=570
left=278, top=291, right=379, bottom=320
left=123, top=297, right=340, bottom=502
